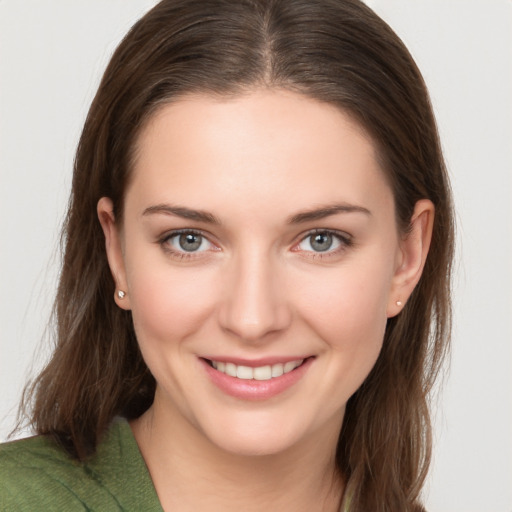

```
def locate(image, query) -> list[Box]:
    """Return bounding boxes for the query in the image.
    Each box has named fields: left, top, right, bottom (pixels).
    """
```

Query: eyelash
left=158, top=228, right=353, bottom=260
left=158, top=229, right=215, bottom=260
left=292, top=229, right=353, bottom=259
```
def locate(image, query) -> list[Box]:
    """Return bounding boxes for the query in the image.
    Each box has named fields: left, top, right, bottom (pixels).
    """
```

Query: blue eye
left=167, top=231, right=213, bottom=253
left=296, top=231, right=348, bottom=253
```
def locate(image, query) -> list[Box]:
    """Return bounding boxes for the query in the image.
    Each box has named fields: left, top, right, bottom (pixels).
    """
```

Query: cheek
left=125, top=254, right=218, bottom=345
left=293, top=254, right=394, bottom=355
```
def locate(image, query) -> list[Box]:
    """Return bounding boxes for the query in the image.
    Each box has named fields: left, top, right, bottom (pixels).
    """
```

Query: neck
left=131, top=395, right=344, bottom=512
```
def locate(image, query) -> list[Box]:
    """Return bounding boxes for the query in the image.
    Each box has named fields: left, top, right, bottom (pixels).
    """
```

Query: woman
left=0, top=0, right=453, bottom=511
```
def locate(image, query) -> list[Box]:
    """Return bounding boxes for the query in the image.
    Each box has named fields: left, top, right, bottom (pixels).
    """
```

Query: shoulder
left=0, top=418, right=162, bottom=511
left=0, top=433, right=92, bottom=510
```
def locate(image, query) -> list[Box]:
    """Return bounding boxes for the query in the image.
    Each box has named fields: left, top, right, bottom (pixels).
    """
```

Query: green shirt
left=0, top=418, right=163, bottom=511
left=1, top=418, right=352, bottom=511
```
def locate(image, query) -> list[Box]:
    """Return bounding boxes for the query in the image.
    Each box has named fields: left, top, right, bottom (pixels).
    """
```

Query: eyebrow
left=142, top=204, right=221, bottom=224
left=142, top=202, right=371, bottom=225
left=287, top=203, right=371, bottom=224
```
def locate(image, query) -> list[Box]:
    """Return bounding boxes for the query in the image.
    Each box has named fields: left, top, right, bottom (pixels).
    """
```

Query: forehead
left=126, top=89, right=393, bottom=222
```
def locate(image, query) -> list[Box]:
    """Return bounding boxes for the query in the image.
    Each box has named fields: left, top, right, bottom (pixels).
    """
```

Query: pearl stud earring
left=396, top=300, right=402, bottom=306
left=117, top=290, right=126, bottom=299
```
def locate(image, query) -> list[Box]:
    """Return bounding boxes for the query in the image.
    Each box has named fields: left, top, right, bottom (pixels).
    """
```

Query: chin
left=208, top=430, right=300, bottom=458
left=194, top=409, right=324, bottom=458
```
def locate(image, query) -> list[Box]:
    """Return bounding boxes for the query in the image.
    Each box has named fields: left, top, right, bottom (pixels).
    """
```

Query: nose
left=218, top=249, right=292, bottom=343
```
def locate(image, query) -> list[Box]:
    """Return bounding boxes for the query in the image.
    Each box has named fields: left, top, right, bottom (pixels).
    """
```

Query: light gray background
left=1, top=1, right=511, bottom=511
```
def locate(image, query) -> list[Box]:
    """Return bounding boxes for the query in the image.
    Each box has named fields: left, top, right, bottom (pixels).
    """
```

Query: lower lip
left=200, top=358, right=313, bottom=401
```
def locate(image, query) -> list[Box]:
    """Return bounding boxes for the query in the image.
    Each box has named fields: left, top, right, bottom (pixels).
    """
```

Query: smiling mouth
left=205, top=359, right=306, bottom=381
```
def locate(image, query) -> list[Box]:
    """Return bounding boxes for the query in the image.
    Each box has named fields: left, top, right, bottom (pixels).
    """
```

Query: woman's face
left=100, top=89, right=429, bottom=456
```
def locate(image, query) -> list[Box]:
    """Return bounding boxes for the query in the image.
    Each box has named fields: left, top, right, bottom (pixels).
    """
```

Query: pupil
left=311, top=233, right=332, bottom=252
left=179, top=233, right=202, bottom=251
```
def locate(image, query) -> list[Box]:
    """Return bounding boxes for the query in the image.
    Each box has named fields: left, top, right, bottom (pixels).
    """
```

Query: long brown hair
left=23, top=1, right=454, bottom=510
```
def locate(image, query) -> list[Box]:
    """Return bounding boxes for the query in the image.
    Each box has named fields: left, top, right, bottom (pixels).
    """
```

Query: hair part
left=22, top=1, right=453, bottom=510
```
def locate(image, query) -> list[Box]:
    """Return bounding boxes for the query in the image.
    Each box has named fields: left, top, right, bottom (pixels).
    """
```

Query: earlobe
left=97, top=197, right=131, bottom=310
left=387, top=199, right=434, bottom=318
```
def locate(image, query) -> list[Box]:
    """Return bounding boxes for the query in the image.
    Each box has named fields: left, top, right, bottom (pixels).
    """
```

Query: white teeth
left=210, top=359, right=304, bottom=380
left=236, top=365, right=253, bottom=380
left=225, top=362, right=237, bottom=377
left=253, top=365, right=272, bottom=381
left=271, top=363, right=284, bottom=377
left=284, top=361, right=298, bottom=373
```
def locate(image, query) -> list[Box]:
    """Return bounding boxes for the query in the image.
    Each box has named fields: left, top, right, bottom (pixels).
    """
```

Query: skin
left=98, top=89, right=433, bottom=512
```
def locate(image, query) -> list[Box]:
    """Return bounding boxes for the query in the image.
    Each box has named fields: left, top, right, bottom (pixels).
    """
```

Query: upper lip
left=201, top=355, right=313, bottom=367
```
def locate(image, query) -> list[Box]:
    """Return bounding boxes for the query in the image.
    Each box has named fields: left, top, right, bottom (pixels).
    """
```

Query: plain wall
left=1, top=1, right=511, bottom=511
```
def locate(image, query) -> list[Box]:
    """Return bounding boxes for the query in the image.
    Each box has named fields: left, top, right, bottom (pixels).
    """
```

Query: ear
left=97, top=197, right=131, bottom=310
left=387, top=199, right=434, bottom=318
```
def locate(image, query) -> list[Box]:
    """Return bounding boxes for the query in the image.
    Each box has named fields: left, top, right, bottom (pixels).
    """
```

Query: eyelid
left=157, top=227, right=352, bottom=260
left=292, top=228, right=353, bottom=257
left=158, top=228, right=220, bottom=258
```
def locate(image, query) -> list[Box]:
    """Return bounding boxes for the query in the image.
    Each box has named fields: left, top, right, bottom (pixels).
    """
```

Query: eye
left=295, top=230, right=351, bottom=254
left=164, top=230, right=214, bottom=253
